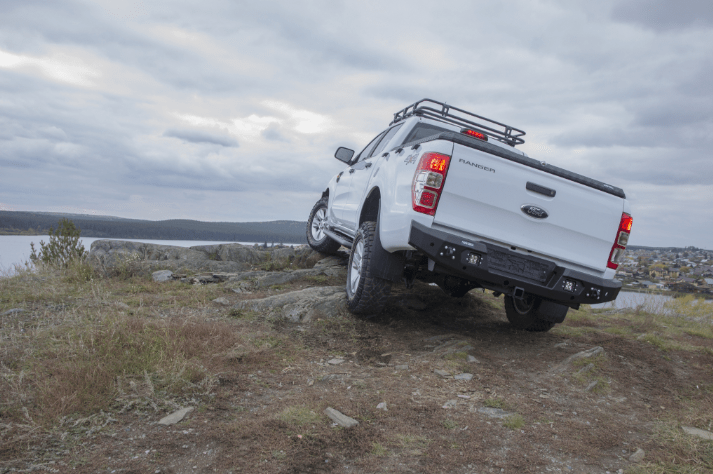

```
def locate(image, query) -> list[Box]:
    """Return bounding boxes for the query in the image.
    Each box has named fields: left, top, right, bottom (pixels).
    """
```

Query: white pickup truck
left=307, top=99, right=632, bottom=331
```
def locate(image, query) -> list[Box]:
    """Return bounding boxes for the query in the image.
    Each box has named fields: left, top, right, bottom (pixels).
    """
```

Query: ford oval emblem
left=521, top=205, right=548, bottom=219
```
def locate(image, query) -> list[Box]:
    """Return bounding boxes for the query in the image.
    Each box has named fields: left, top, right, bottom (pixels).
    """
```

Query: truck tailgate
left=434, top=143, right=623, bottom=273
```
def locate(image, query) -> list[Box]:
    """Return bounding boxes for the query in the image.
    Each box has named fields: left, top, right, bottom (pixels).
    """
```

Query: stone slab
left=158, top=407, right=194, bottom=426
left=682, top=426, right=713, bottom=441
left=324, top=407, right=358, bottom=428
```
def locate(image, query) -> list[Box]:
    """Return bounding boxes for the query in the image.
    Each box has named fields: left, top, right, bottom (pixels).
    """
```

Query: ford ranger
left=306, top=99, right=632, bottom=331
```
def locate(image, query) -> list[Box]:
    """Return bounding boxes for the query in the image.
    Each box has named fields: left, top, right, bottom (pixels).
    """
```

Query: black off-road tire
left=306, top=197, right=341, bottom=254
left=346, top=221, right=392, bottom=315
left=504, top=294, right=562, bottom=332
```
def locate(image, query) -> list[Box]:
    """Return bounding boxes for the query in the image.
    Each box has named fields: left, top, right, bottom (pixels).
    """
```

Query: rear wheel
left=504, top=294, right=561, bottom=332
left=346, top=221, right=392, bottom=315
left=306, top=197, right=341, bottom=254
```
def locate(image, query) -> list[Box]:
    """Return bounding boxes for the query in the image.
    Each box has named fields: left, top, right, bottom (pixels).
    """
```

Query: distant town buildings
left=617, top=247, right=713, bottom=295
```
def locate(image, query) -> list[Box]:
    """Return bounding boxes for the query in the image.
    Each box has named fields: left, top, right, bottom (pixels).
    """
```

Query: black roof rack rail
left=390, top=99, right=526, bottom=147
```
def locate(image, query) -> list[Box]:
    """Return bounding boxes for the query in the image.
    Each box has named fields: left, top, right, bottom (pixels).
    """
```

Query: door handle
left=365, top=162, right=373, bottom=168
left=349, top=168, right=355, bottom=174
left=382, top=152, right=389, bottom=157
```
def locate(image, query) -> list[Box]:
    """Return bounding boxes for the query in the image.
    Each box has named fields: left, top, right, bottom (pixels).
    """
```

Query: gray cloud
left=611, top=0, right=713, bottom=31
left=261, top=123, right=289, bottom=143
left=163, top=128, right=238, bottom=147
left=1, top=0, right=712, bottom=248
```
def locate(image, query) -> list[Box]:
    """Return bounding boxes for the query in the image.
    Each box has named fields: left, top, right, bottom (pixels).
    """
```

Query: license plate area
left=486, top=247, right=555, bottom=283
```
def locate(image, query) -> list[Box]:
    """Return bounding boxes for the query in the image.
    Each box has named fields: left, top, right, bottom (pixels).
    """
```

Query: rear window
left=370, top=124, right=403, bottom=158
left=401, top=123, right=452, bottom=145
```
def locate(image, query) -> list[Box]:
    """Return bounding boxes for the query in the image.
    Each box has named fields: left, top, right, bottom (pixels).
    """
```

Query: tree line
left=0, top=211, right=308, bottom=244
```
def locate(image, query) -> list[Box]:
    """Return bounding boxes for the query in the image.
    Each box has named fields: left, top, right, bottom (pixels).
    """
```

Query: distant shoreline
left=0, top=230, right=42, bottom=236
left=0, top=211, right=309, bottom=244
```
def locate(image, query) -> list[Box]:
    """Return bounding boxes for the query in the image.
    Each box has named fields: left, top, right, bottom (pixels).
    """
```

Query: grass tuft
left=483, top=397, right=506, bottom=409
left=371, top=442, right=388, bottom=456
left=503, top=414, right=525, bottom=430
left=442, top=419, right=458, bottom=429
left=277, top=406, right=322, bottom=426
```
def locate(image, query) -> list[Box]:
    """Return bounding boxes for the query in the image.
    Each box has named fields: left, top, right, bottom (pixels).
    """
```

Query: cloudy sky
left=1, top=0, right=711, bottom=248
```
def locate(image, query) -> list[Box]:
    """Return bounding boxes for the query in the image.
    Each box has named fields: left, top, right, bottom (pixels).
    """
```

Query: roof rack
left=390, top=99, right=526, bottom=147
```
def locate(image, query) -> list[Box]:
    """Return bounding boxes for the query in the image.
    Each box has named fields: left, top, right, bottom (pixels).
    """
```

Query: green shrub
left=30, top=219, right=87, bottom=268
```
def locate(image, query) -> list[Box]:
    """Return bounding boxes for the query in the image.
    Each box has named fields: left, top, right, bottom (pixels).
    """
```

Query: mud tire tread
left=346, top=221, right=392, bottom=315
left=504, top=295, right=557, bottom=332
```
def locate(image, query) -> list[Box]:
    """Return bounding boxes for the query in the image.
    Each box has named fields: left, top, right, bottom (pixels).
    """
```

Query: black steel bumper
left=408, top=221, right=621, bottom=307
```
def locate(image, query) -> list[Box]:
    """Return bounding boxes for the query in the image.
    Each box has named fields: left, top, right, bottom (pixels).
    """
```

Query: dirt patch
left=2, top=270, right=712, bottom=473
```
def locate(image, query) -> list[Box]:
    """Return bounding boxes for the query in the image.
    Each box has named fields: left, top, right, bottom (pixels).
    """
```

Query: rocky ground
left=1, top=241, right=712, bottom=473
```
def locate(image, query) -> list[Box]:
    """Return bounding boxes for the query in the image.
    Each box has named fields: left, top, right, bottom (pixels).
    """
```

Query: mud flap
left=369, top=212, right=406, bottom=283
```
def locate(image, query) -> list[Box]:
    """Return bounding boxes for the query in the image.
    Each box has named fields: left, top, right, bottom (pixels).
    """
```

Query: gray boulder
left=152, top=270, right=173, bottom=282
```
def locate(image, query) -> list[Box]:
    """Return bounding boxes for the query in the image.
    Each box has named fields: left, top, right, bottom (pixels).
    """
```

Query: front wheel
left=306, top=197, right=341, bottom=254
left=346, top=221, right=392, bottom=315
left=504, top=294, right=565, bottom=332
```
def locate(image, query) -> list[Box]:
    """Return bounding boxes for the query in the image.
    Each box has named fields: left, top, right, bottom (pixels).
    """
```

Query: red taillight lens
left=620, top=214, right=633, bottom=233
left=425, top=155, right=449, bottom=171
left=607, top=213, right=633, bottom=270
left=412, top=152, right=451, bottom=216
left=461, top=128, right=488, bottom=141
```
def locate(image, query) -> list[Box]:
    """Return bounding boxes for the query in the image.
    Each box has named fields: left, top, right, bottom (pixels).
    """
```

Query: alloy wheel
left=349, top=240, right=364, bottom=294
left=311, top=208, right=326, bottom=241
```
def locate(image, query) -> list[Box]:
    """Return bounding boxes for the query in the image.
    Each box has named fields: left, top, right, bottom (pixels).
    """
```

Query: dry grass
left=558, top=295, right=713, bottom=471
left=558, top=294, right=713, bottom=355
left=0, top=265, right=266, bottom=429
left=2, top=263, right=713, bottom=473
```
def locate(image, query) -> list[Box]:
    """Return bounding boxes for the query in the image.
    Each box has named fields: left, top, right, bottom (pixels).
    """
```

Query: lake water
left=591, top=291, right=673, bottom=310
left=590, top=291, right=712, bottom=313
left=0, top=235, right=283, bottom=275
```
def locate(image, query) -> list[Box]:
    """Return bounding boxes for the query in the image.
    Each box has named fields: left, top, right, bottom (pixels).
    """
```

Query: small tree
left=30, top=218, right=87, bottom=268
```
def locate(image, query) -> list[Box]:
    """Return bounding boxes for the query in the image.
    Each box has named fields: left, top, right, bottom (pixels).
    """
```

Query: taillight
left=461, top=128, right=488, bottom=141
left=607, top=213, right=633, bottom=270
left=412, top=152, right=451, bottom=215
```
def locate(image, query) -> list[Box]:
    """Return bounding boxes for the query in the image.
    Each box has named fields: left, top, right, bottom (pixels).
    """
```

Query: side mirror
left=334, top=147, right=354, bottom=163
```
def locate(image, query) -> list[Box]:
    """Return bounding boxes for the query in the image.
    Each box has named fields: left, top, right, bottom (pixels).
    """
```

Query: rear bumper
left=408, top=221, right=621, bottom=306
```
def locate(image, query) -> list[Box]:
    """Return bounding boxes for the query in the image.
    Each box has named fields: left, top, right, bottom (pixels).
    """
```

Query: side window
left=353, top=131, right=387, bottom=163
left=370, top=124, right=403, bottom=158
left=401, top=123, right=451, bottom=145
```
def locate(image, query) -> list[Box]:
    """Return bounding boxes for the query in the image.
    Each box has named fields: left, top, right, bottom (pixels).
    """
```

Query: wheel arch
left=359, top=187, right=381, bottom=227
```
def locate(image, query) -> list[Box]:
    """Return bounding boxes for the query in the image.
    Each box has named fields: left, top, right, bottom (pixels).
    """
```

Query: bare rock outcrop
left=234, top=286, right=347, bottom=322
left=88, top=240, right=323, bottom=275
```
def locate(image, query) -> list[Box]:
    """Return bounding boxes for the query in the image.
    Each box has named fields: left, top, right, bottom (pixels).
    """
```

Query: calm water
left=591, top=291, right=712, bottom=311
left=591, top=291, right=673, bottom=310
left=0, top=235, right=277, bottom=275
